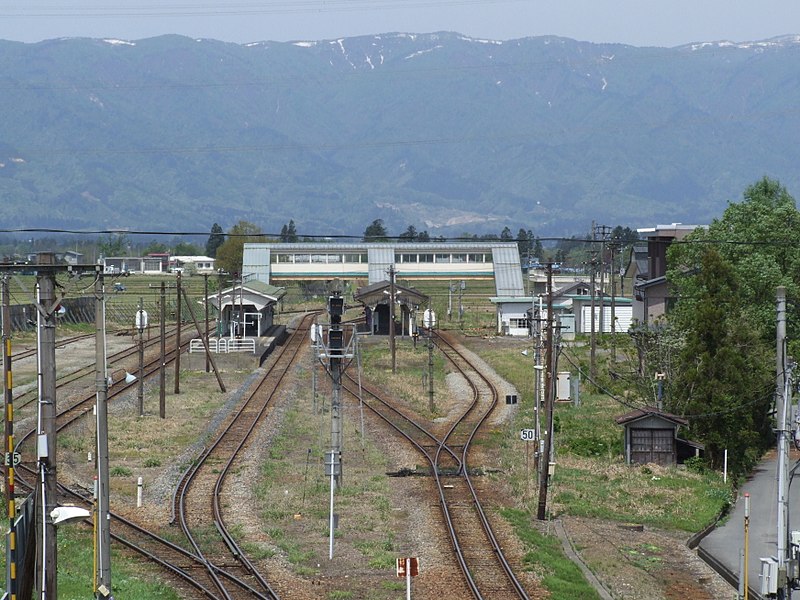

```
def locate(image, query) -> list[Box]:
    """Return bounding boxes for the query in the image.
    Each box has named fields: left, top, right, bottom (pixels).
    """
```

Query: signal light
left=328, top=329, right=344, bottom=357
left=328, top=295, right=344, bottom=324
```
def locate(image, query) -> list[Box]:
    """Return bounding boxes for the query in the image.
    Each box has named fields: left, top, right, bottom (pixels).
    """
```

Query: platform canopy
left=209, top=280, right=286, bottom=312
left=353, top=280, right=428, bottom=309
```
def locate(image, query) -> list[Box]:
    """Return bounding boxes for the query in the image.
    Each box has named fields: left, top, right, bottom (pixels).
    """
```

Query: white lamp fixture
left=50, top=505, right=91, bottom=526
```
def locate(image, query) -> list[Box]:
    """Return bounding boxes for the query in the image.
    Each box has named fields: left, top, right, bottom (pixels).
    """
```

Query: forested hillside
left=2, top=32, right=800, bottom=236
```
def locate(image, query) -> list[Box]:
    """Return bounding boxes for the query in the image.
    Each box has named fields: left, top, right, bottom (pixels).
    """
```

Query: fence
left=189, top=337, right=256, bottom=354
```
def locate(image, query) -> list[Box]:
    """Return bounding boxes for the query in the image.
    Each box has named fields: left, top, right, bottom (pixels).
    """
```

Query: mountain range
left=2, top=32, right=800, bottom=238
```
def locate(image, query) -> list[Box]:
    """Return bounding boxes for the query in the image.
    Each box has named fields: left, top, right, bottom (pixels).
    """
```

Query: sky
left=1, top=0, right=799, bottom=47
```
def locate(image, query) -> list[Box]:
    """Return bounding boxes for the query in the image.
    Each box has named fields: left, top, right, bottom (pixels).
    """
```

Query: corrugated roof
left=615, top=406, right=688, bottom=426
left=243, top=280, right=286, bottom=300
left=354, top=281, right=428, bottom=306
left=244, top=242, right=520, bottom=251
left=367, top=248, right=395, bottom=284
left=491, top=246, right=524, bottom=296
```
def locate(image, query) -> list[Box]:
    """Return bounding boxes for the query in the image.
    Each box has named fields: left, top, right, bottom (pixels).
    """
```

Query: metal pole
left=217, top=271, right=223, bottom=338
left=311, top=327, right=317, bottom=414
left=356, top=333, right=365, bottom=448
left=389, top=265, right=396, bottom=374
left=428, top=327, right=434, bottom=412
left=180, top=287, right=226, bottom=393
left=328, top=465, right=335, bottom=560
left=2, top=275, right=18, bottom=600
left=37, top=253, right=58, bottom=599
left=137, top=297, right=144, bottom=417
left=173, top=271, right=181, bottom=394
left=406, top=559, right=411, bottom=600
left=94, top=271, right=112, bottom=598
left=204, top=274, right=210, bottom=373
left=776, top=286, right=789, bottom=593
left=537, top=263, right=555, bottom=521
left=743, top=492, right=750, bottom=600
left=331, top=366, right=342, bottom=488
left=459, top=282, right=464, bottom=324
left=589, top=250, right=597, bottom=382
left=610, top=242, right=617, bottom=362
left=159, top=281, right=166, bottom=419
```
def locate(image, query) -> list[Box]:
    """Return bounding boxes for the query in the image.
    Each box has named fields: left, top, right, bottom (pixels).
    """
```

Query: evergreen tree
left=205, top=223, right=225, bottom=258
left=669, top=247, right=773, bottom=475
left=362, top=219, right=388, bottom=242
left=500, top=226, right=513, bottom=241
left=287, top=219, right=298, bottom=243
left=399, top=225, right=418, bottom=242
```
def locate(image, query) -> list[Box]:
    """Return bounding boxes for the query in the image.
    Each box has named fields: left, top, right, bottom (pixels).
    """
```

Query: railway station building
left=241, top=242, right=526, bottom=295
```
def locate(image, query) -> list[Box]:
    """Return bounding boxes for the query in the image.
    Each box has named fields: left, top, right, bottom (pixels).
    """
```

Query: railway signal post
left=316, top=292, right=356, bottom=558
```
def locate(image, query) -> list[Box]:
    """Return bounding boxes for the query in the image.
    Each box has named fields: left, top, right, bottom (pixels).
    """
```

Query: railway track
left=11, top=327, right=257, bottom=599
left=11, top=316, right=314, bottom=599
left=169, top=312, right=318, bottom=600
left=10, top=326, right=185, bottom=413
left=343, top=329, right=531, bottom=600
left=14, top=333, right=191, bottom=453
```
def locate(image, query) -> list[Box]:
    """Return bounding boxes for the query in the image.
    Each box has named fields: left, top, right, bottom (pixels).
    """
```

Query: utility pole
left=589, top=250, right=598, bottom=382
left=609, top=239, right=619, bottom=362
left=159, top=281, right=166, bottom=419
left=458, top=280, right=465, bottom=329
left=217, top=271, right=224, bottom=338
left=423, top=307, right=436, bottom=412
left=388, top=265, right=397, bottom=374
left=137, top=297, right=145, bottom=417
left=533, top=297, right=543, bottom=474
left=537, top=263, right=555, bottom=521
left=94, top=269, right=112, bottom=598
left=204, top=273, right=210, bottom=373
left=775, top=286, right=791, bottom=597
left=173, top=271, right=181, bottom=394
left=36, top=252, right=58, bottom=599
left=448, top=281, right=453, bottom=321
left=2, top=275, right=18, bottom=600
left=595, top=225, right=611, bottom=335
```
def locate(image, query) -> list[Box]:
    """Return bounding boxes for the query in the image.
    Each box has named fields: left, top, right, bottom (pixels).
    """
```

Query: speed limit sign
left=520, top=429, right=535, bottom=442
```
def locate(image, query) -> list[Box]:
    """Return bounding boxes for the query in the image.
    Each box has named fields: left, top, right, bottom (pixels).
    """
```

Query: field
left=0, top=276, right=735, bottom=599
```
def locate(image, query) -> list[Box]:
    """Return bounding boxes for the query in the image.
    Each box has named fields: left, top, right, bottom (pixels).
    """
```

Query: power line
left=0, top=0, right=525, bottom=19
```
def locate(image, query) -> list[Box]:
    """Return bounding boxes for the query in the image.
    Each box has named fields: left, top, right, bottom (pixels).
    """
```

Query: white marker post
left=396, top=557, right=419, bottom=600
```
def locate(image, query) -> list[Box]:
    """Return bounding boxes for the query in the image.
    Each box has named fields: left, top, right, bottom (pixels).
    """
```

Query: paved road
left=700, top=449, right=800, bottom=598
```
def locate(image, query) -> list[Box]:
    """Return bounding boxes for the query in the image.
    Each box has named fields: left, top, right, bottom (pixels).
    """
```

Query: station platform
left=183, top=325, right=287, bottom=371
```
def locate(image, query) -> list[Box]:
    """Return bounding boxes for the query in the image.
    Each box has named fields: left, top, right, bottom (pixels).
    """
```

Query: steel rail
left=434, top=329, right=530, bottom=600
left=174, top=312, right=319, bottom=600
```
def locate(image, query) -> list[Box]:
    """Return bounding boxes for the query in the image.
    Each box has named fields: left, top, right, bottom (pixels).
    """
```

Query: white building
left=242, top=242, right=525, bottom=295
